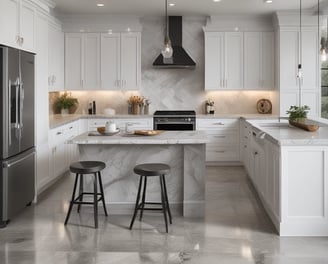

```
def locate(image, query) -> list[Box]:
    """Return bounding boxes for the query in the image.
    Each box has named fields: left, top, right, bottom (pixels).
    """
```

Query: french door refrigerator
left=0, top=46, right=35, bottom=227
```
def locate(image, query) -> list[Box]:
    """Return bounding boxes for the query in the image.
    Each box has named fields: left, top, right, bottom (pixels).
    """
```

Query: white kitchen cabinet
left=278, top=29, right=319, bottom=117
left=101, top=32, right=141, bottom=90
left=205, top=32, right=243, bottom=90
left=0, top=0, right=35, bottom=52
left=197, top=118, right=240, bottom=162
left=35, top=11, right=49, bottom=193
left=244, top=32, right=274, bottom=90
left=65, top=33, right=100, bottom=90
left=48, top=20, right=64, bottom=91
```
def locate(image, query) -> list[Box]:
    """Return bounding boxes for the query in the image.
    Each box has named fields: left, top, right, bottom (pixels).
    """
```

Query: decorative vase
left=61, top=108, right=69, bottom=115
left=132, top=103, right=139, bottom=115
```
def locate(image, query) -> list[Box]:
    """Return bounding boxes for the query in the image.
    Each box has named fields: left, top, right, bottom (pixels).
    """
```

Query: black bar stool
left=64, top=161, right=108, bottom=228
left=129, top=163, right=172, bottom=233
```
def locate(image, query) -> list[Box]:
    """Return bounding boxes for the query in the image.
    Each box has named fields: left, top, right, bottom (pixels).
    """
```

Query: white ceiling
left=52, top=0, right=322, bottom=16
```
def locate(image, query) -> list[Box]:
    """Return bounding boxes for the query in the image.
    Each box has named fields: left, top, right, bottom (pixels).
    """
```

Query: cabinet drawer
left=197, top=118, right=239, bottom=130
left=206, top=145, right=240, bottom=162
left=205, top=130, right=239, bottom=145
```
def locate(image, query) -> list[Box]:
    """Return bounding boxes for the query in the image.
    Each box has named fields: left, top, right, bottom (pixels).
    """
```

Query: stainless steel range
left=153, top=110, right=196, bottom=130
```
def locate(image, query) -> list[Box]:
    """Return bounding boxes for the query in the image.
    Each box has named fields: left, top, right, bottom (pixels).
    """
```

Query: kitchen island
left=69, top=131, right=208, bottom=218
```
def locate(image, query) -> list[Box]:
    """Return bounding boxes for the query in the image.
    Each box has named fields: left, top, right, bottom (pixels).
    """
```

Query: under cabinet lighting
left=213, top=0, right=221, bottom=2
left=169, top=3, right=175, bottom=7
left=97, top=3, right=104, bottom=7
left=264, top=0, right=273, bottom=3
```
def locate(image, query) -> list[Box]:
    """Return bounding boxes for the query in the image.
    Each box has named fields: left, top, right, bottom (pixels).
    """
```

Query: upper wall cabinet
left=65, top=32, right=141, bottom=90
left=48, top=21, right=64, bottom=91
left=205, top=32, right=243, bottom=90
left=101, top=32, right=141, bottom=90
left=65, top=33, right=100, bottom=90
left=0, top=0, right=35, bottom=52
left=244, top=32, right=274, bottom=90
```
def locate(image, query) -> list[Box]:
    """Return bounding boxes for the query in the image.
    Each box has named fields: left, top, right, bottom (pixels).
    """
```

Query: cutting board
left=134, top=130, right=163, bottom=136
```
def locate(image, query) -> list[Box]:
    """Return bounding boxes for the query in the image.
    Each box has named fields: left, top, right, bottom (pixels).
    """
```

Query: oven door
left=154, top=121, right=195, bottom=131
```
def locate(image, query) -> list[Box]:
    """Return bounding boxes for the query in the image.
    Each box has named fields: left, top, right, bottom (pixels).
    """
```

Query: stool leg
left=160, top=175, right=169, bottom=233
left=139, top=176, right=147, bottom=221
left=64, top=173, right=79, bottom=225
left=98, top=172, right=108, bottom=216
left=162, top=175, right=172, bottom=224
left=129, top=175, right=143, bottom=230
left=94, top=173, right=98, bottom=229
left=77, top=174, right=84, bottom=213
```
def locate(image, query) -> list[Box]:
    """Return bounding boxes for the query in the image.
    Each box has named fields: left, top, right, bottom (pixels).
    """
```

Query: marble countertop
left=50, top=113, right=278, bottom=128
left=69, top=131, right=209, bottom=145
left=247, top=119, right=328, bottom=146
left=50, top=114, right=153, bottom=129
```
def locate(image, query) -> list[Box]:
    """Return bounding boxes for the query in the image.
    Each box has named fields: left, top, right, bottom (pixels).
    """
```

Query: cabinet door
left=204, top=32, right=225, bottom=90
left=20, top=0, right=35, bottom=51
left=84, top=33, right=100, bottom=89
left=121, top=32, right=140, bottom=90
left=301, top=30, right=318, bottom=90
left=35, top=12, right=49, bottom=146
left=261, top=32, right=274, bottom=90
left=0, top=0, right=20, bottom=48
left=244, top=32, right=261, bottom=90
left=65, top=33, right=83, bottom=90
left=48, top=22, right=64, bottom=91
left=225, top=32, right=243, bottom=89
left=280, top=31, right=299, bottom=90
left=101, top=33, right=120, bottom=90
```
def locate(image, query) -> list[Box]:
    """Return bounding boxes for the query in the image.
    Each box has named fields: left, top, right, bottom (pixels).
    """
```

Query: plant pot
left=61, top=108, right=69, bottom=115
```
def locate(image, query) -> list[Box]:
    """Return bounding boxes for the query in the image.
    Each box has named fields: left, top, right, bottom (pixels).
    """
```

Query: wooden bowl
left=97, top=127, right=106, bottom=134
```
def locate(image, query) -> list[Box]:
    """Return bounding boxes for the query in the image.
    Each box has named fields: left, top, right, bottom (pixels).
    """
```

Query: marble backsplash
left=49, top=16, right=277, bottom=115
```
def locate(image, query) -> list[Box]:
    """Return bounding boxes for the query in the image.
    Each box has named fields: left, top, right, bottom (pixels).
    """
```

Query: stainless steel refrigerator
left=0, top=46, right=35, bottom=227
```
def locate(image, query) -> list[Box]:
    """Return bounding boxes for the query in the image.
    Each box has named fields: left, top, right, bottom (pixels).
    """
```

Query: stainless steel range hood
left=153, top=16, right=196, bottom=69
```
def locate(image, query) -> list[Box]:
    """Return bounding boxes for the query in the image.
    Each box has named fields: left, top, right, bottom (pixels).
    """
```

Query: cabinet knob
left=254, top=151, right=258, bottom=155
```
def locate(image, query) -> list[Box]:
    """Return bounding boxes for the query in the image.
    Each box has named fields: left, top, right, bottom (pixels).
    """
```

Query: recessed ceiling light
left=213, top=0, right=221, bottom=2
left=169, top=3, right=175, bottom=7
left=264, top=0, right=273, bottom=3
left=97, top=3, right=104, bottom=7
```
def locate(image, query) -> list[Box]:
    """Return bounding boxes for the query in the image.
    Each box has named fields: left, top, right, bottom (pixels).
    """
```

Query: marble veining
left=70, top=131, right=209, bottom=145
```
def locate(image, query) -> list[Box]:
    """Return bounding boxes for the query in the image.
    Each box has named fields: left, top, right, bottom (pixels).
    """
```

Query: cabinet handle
left=16, top=35, right=20, bottom=44
left=69, top=126, right=73, bottom=129
left=215, top=150, right=225, bottom=153
left=244, top=145, right=247, bottom=148
left=214, top=135, right=226, bottom=138
left=254, top=151, right=258, bottom=155
left=53, top=76, right=56, bottom=84
left=20, top=37, right=24, bottom=45
left=214, top=122, right=224, bottom=125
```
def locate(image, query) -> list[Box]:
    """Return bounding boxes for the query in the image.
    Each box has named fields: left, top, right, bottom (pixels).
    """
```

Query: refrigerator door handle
left=19, top=81, right=24, bottom=130
left=3, top=151, right=34, bottom=168
left=8, top=79, right=12, bottom=146
left=15, top=78, right=19, bottom=130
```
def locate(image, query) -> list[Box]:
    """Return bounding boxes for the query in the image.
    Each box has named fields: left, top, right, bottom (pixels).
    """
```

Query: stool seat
left=130, top=163, right=172, bottom=233
left=64, top=161, right=108, bottom=229
left=134, top=163, right=170, bottom=176
left=70, top=161, right=106, bottom=174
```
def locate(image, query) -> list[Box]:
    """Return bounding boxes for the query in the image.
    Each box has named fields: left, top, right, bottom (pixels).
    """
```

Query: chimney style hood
left=153, top=16, right=196, bottom=68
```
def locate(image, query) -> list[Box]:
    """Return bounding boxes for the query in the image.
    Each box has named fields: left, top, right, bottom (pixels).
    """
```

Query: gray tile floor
left=1, top=166, right=328, bottom=263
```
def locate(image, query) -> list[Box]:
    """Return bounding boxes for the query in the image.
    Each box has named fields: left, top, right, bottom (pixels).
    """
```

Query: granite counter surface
left=69, top=131, right=209, bottom=145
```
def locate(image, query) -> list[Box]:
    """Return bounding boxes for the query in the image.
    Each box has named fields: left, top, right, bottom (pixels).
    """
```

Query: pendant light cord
left=165, top=0, right=168, bottom=38
left=298, top=0, right=302, bottom=106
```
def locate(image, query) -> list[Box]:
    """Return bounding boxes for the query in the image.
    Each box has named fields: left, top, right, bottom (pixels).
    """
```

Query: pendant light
left=321, top=18, right=328, bottom=62
left=161, top=0, right=173, bottom=62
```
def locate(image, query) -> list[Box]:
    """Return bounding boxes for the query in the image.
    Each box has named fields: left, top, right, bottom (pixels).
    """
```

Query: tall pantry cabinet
left=275, top=13, right=319, bottom=117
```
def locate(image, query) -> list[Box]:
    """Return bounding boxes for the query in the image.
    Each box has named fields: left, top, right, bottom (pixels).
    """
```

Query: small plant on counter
left=286, top=105, right=310, bottom=122
left=54, top=92, right=78, bottom=114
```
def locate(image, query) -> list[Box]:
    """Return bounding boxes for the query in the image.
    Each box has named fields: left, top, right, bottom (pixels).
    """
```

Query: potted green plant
left=286, top=105, right=310, bottom=122
left=54, top=92, right=78, bottom=115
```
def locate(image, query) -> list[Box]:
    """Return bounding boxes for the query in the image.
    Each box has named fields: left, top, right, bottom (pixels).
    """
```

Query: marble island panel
left=71, top=131, right=207, bottom=218
left=70, top=131, right=209, bottom=145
